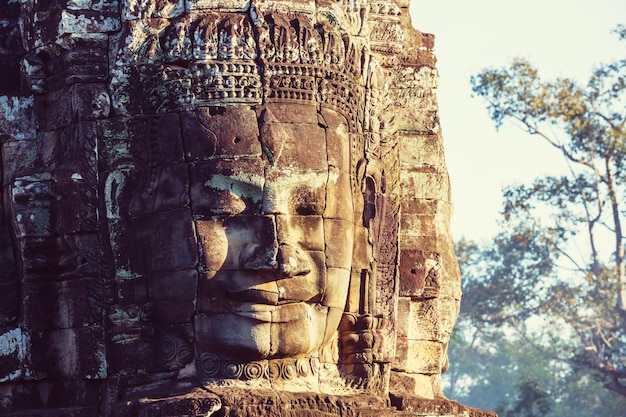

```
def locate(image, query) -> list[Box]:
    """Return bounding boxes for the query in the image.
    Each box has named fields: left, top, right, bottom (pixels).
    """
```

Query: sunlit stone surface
left=0, top=0, right=494, bottom=415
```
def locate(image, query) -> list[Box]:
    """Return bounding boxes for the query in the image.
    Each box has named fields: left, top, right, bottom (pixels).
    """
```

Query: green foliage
left=499, top=378, right=552, bottom=417
left=458, top=225, right=557, bottom=327
left=446, top=241, right=626, bottom=416
left=456, top=24, right=626, bottom=403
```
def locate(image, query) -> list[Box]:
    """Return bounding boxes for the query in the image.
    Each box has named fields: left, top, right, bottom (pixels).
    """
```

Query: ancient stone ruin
left=0, top=1, right=494, bottom=416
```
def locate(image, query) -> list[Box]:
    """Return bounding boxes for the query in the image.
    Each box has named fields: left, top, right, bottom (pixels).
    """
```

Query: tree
left=445, top=312, right=556, bottom=413
left=445, top=241, right=626, bottom=417
left=499, top=378, right=552, bottom=417
left=468, top=25, right=626, bottom=397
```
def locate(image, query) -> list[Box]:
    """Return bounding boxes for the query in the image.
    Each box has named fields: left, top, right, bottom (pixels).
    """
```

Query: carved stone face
left=189, top=103, right=354, bottom=360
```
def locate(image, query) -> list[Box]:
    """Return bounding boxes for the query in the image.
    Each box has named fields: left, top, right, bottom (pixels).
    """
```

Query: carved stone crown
left=116, top=10, right=369, bottom=132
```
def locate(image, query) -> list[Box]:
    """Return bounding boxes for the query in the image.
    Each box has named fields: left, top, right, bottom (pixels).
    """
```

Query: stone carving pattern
left=367, top=0, right=403, bottom=55
left=109, top=10, right=368, bottom=131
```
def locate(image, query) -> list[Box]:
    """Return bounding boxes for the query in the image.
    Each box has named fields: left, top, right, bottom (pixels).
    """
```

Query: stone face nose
left=277, top=243, right=311, bottom=277
left=240, top=241, right=311, bottom=277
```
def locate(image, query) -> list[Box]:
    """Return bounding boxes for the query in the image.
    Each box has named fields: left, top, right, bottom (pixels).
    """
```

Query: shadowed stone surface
left=0, top=0, right=495, bottom=416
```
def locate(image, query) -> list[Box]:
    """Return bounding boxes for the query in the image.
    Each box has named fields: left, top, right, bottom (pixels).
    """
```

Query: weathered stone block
left=123, top=64, right=192, bottom=114
left=396, top=340, right=444, bottom=375
left=399, top=212, right=443, bottom=243
left=19, top=234, right=101, bottom=282
left=187, top=0, right=251, bottom=12
left=398, top=248, right=429, bottom=297
left=135, top=208, right=198, bottom=273
left=22, top=277, right=102, bottom=330
left=0, top=46, right=22, bottom=97
left=389, top=371, right=438, bottom=400
left=46, top=42, right=109, bottom=89
left=400, top=169, right=450, bottom=201
left=263, top=168, right=327, bottom=215
left=28, top=326, right=106, bottom=379
left=36, top=85, right=110, bottom=131
left=0, top=96, right=37, bottom=142
left=196, top=214, right=274, bottom=271
left=184, top=107, right=262, bottom=160
left=127, top=164, right=190, bottom=216
left=261, top=122, right=328, bottom=170
left=324, top=218, right=354, bottom=270
left=96, top=117, right=131, bottom=171
left=189, top=158, right=264, bottom=218
left=350, top=225, right=371, bottom=273
left=259, top=102, right=319, bottom=124
left=110, top=273, right=151, bottom=306
left=106, top=323, right=157, bottom=376
left=325, top=125, right=351, bottom=173
left=321, top=268, right=351, bottom=310
left=154, top=324, right=194, bottom=370
left=129, top=113, right=185, bottom=166
left=396, top=297, right=443, bottom=341
left=0, top=1, right=20, bottom=19
left=0, top=225, right=16, bottom=274
left=0, top=380, right=102, bottom=413
left=149, top=269, right=198, bottom=325
left=111, top=388, right=220, bottom=417
left=195, top=312, right=271, bottom=359
left=324, top=166, right=354, bottom=221
left=39, top=122, right=98, bottom=175
left=0, top=283, right=18, bottom=326
left=55, top=190, right=98, bottom=235
left=0, top=327, right=26, bottom=383
left=399, top=133, right=444, bottom=170
left=123, top=0, right=185, bottom=20
left=58, top=9, right=120, bottom=36
left=399, top=232, right=452, bottom=258
left=71, top=84, right=111, bottom=122
left=67, top=0, right=119, bottom=12
left=394, top=90, right=439, bottom=133
left=276, top=214, right=325, bottom=251
left=12, top=206, right=53, bottom=239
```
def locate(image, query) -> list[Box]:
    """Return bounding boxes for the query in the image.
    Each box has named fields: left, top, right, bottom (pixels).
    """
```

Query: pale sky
left=408, top=0, right=626, bottom=240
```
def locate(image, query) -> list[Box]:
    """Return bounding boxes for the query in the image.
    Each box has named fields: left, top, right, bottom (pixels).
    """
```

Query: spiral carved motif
left=198, top=352, right=221, bottom=378
left=196, top=354, right=313, bottom=381
left=281, top=362, right=296, bottom=380
left=243, top=362, right=265, bottom=380
left=177, top=343, right=194, bottom=365
left=158, top=335, right=178, bottom=363
left=296, top=358, right=309, bottom=376
left=158, top=335, right=194, bottom=369
left=221, top=360, right=243, bottom=379
left=266, top=361, right=281, bottom=380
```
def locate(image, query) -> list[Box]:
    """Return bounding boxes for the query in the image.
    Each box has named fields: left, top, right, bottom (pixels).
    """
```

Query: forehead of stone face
left=257, top=103, right=327, bottom=171
left=182, top=106, right=262, bottom=161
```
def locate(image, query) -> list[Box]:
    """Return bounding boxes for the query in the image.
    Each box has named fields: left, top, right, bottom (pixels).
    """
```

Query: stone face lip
left=0, top=1, right=495, bottom=416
